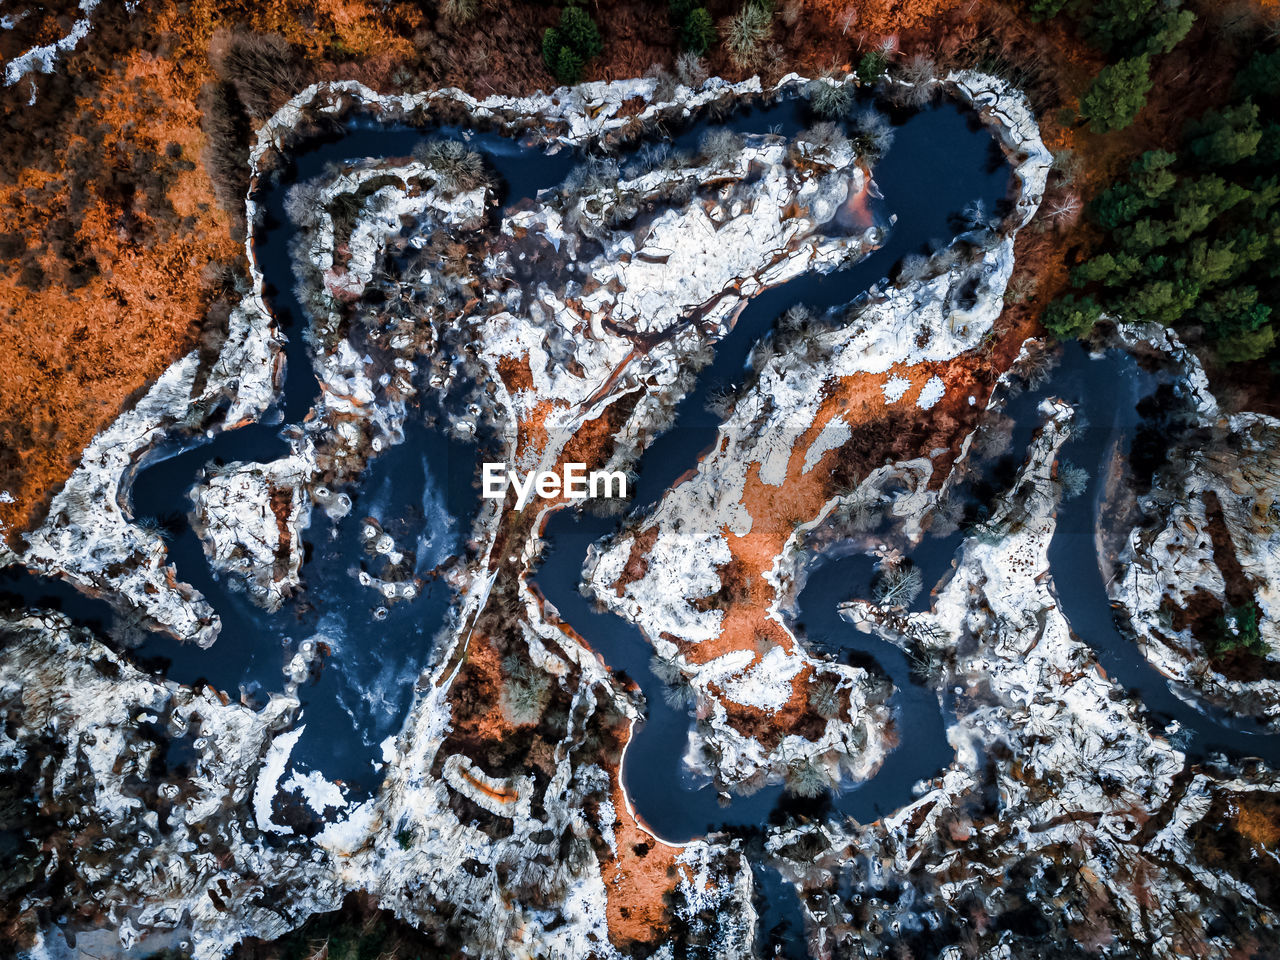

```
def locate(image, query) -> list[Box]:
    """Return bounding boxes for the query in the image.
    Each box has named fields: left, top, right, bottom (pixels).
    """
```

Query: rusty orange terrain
left=604, top=234, right=1045, bottom=747
left=599, top=756, right=680, bottom=946
left=4, top=1, right=1273, bottom=952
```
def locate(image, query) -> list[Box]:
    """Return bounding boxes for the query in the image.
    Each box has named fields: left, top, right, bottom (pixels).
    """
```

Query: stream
left=1, top=88, right=1275, bottom=866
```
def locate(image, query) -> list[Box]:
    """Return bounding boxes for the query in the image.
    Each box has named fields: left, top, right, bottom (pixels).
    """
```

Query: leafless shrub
left=795, top=120, right=847, bottom=154
left=961, top=198, right=995, bottom=231
left=698, top=127, right=743, bottom=167
left=705, top=384, right=738, bottom=419
left=675, top=52, right=709, bottom=89
left=646, top=62, right=678, bottom=102
left=500, top=653, right=552, bottom=726
left=873, top=565, right=923, bottom=607
left=850, top=106, right=894, bottom=160
left=1042, top=191, right=1082, bottom=232
left=442, top=0, right=478, bottom=24
left=895, top=254, right=930, bottom=286
left=1057, top=461, right=1090, bottom=500
left=1004, top=272, right=1039, bottom=305
left=762, top=43, right=786, bottom=79
left=415, top=139, right=488, bottom=194
left=807, top=678, right=841, bottom=719
left=808, top=78, right=854, bottom=119
left=213, top=30, right=302, bottom=118
left=197, top=81, right=251, bottom=232
left=563, top=156, right=620, bottom=197
left=837, top=485, right=884, bottom=531
left=283, top=178, right=327, bottom=230
left=786, top=757, right=836, bottom=797
left=888, top=55, right=937, bottom=108
left=1051, top=148, right=1084, bottom=186
left=1010, top=342, right=1059, bottom=391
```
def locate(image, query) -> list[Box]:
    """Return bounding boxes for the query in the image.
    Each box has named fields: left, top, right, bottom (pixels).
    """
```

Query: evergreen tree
left=857, top=50, right=888, bottom=82
left=680, top=8, right=716, bottom=54
left=1214, top=326, right=1276, bottom=362
left=543, top=5, right=604, bottom=85
left=1167, top=175, right=1250, bottom=242
left=1080, top=55, right=1152, bottom=132
left=1094, top=153, right=1177, bottom=229
left=1236, top=50, right=1280, bottom=101
left=1121, top=278, right=1200, bottom=326
left=1043, top=295, right=1103, bottom=339
left=1143, top=5, right=1195, bottom=56
left=1187, top=102, right=1263, bottom=167
left=1029, top=0, right=1071, bottom=21
left=1038, top=3, right=1276, bottom=363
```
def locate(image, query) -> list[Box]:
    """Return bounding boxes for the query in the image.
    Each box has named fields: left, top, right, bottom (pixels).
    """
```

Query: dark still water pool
left=9, top=83, right=1269, bottom=862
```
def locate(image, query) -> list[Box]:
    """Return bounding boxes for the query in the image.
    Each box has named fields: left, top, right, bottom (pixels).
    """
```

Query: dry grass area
left=676, top=261, right=1041, bottom=745
left=598, top=755, right=682, bottom=946
left=1, top=0, right=1270, bottom=544
left=2, top=0, right=1276, bottom=949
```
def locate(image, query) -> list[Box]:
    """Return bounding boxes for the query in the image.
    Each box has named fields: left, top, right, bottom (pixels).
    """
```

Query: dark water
left=753, top=862, right=811, bottom=960
left=629, top=100, right=1011, bottom=508
left=3, top=84, right=1272, bottom=888
left=1044, top=347, right=1280, bottom=763
left=106, top=123, right=584, bottom=795
left=534, top=99, right=1011, bottom=844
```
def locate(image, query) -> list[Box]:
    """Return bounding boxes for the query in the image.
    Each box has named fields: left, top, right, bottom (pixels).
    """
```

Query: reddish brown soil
left=2, top=0, right=1267, bottom=540
left=4, top=2, right=1276, bottom=951
left=497, top=353, right=536, bottom=394
left=598, top=748, right=681, bottom=946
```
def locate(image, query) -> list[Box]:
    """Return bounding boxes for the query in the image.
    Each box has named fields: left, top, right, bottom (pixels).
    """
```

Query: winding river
left=2, top=88, right=1275, bottom=869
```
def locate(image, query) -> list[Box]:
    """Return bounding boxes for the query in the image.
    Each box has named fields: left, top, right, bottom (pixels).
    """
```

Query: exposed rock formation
left=188, top=442, right=315, bottom=612
left=1109, top=328, right=1280, bottom=729
left=816, top=399, right=1280, bottom=957
left=6, top=68, right=1274, bottom=960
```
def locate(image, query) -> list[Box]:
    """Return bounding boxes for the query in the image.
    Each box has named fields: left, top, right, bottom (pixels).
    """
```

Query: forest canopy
left=1046, top=47, right=1280, bottom=363
left=1029, top=0, right=1280, bottom=366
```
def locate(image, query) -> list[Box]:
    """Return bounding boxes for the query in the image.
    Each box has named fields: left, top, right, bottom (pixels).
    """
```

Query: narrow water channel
left=4, top=86, right=1273, bottom=852
left=534, top=98, right=1012, bottom=842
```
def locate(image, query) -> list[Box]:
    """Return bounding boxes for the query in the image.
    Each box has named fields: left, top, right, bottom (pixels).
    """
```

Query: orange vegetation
left=4, top=2, right=1275, bottom=953
left=0, top=0, right=427, bottom=542
left=458, top=768, right=520, bottom=805
left=598, top=747, right=681, bottom=946
left=1235, top=794, right=1280, bottom=848
left=3, top=0, right=1266, bottom=543
left=798, top=0, right=969, bottom=37
left=0, top=52, right=239, bottom=541
left=445, top=631, right=524, bottom=743
left=607, top=228, right=1044, bottom=747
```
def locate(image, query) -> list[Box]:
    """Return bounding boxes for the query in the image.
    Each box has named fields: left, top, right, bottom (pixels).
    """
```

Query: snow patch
left=916, top=376, right=945, bottom=410
left=253, top=726, right=305, bottom=835
left=803, top=416, right=851, bottom=474
left=4, top=0, right=103, bottom=93
left=719, top=646, right=805, bottom=712
left=283, top=768, right=348, bottom=815
left=882, top=375, right=911, bottom=404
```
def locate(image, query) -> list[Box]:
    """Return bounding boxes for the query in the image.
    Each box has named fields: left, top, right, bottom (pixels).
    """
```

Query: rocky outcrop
left=579, top=73, right=1051, bottom=792
left=188, top=442, right=315, bottom=612
left=1109, top=330, right=1280, bottom=728
left=0, top=608, right=345, bottom=957
left=815, top=399, right=1280, bottom=958
left=13, top=65, right=1275, bottom=960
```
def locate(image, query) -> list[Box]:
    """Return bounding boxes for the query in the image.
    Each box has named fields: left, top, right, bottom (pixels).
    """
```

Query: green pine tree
left=1079, top=55, right=1153, bottom=133
left=1043, top=294, right=1103, bottom=339
left=1187, top=102, right=1263, bottom=167
left=681, top=8, right=716, bottom=54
